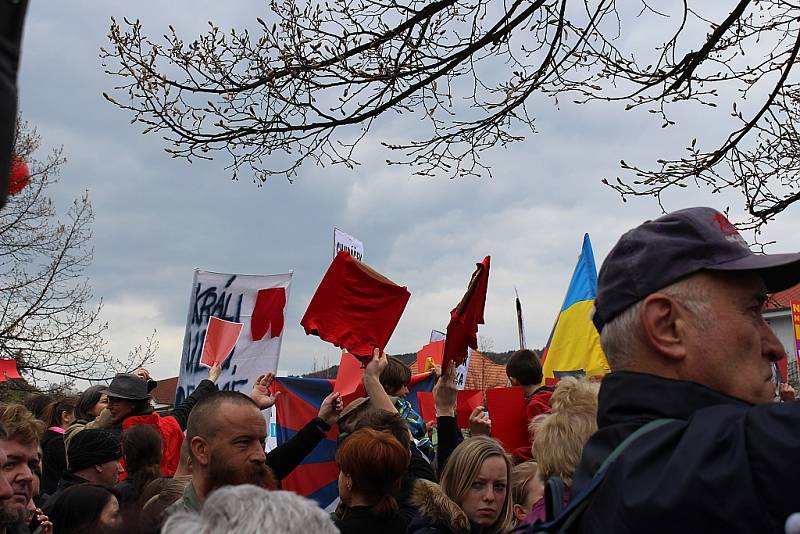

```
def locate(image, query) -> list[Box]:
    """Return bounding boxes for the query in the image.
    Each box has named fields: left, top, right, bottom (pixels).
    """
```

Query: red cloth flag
left=251, top=287, right=287, bottom=341
left=443, top=256, right=490, bottom=369
left=301, top=251, right=411, bottom=363
left=201, top=316, right=243, bottom=367
left=486, top=386, right=528, bottom=453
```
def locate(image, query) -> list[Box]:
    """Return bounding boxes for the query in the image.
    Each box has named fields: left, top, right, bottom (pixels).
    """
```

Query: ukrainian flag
left=540, top=234, right=609, bottom=383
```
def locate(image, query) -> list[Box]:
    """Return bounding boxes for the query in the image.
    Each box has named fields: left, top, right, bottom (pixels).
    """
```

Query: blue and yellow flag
left=540, top=234, right=609, bottom=383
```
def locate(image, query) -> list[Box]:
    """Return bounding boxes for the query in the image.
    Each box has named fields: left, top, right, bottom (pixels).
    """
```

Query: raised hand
left=250, top=372, right=281, bottom=409
left=208, top=362, right=222, bottom=383
left=469, top=405, right=491, bottom=436
left=318, top=391, right=344, bottom=426
left=433, top=362, right=458, bottom=417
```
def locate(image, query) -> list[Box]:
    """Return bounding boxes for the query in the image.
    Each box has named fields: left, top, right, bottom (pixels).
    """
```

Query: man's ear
left=639, top=293, right=688, bottom=362
left=190, top=436, right=210, bottom=466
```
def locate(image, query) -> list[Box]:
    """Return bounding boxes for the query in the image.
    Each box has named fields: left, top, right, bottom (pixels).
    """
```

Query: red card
left=0, top=359, right=21, bottom=380
left=416, top=339, right=445, bottom=372
left=334, top=352, right=365, bottom=398
left=486, top=387, right=528, bottom=453
left=417, top=391, right=436, bottom=424
left=201, top=316, right=243, bottom=367
left=456, top=389, right=484, bottom=428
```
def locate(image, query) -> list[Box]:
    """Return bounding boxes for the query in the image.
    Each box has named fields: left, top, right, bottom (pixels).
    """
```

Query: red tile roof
left=766, top=283, right=800, bottom=311
left=464, top=351, right=509, bottom=390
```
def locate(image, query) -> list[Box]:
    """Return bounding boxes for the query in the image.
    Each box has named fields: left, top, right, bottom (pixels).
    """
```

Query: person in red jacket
left=505, top=349, right=554, bottom=463
left=103, top=365, right=221, bottom=478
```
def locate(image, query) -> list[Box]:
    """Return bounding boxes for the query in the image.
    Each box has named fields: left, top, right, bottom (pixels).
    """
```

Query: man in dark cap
left=567, top=207, right=800, bottom=534
left=42, top=429, right=122, bottom=513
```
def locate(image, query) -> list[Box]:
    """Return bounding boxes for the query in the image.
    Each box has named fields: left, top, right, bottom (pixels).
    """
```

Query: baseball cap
left=593, top=207, right=800, bottom=332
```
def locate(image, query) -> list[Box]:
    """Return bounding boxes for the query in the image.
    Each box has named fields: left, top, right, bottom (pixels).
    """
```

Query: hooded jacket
left=572, top=371, right=800, bottom=534
left=407, top=479, right=481, bottom=534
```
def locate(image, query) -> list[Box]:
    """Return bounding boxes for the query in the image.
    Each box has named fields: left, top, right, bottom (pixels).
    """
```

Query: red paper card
left=334, top=352, right=365, bottom=398
left=417, top=391, right=436, bottom=424
left=456, top=389, right=484, bottom=428
left=0, top=359, right=21, bottom=380
left=416, top=339, right=445, bottom=372
left=301, top=251, right=411, bottom=363
left=486, top=386, right=528, bottom=453
left=201, top=316, right=243, bottom=367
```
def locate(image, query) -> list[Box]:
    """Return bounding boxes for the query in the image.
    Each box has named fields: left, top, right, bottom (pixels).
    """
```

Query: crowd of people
left=0, top=206, right=798, bottom=534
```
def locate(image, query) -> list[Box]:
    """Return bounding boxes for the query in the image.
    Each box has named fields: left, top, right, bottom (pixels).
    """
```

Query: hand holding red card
left=201, top=316, right=244, bottom=367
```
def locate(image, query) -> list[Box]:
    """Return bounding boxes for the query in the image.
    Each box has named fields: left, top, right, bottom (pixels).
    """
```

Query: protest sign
left=200, top=316, right=243, bottom=367
left=176, top=269, right=292, bottom=405
left=334, top=227, right=364, bottom=261
left=486, top=386, right=528, bottom=453
left=454, top=348, right=471, bottom=391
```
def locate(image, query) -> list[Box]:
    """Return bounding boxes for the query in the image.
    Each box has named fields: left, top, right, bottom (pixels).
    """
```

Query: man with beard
left=0, top=404, right=43, bottom=534
left=167, top=383, right=343, bottom=514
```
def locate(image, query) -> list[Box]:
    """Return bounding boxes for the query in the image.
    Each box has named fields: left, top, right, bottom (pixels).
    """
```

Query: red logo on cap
left=714, top=213, right=739, bottom=236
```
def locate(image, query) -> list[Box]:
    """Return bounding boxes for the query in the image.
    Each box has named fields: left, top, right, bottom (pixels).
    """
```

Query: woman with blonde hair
left=410, top=436, right=514, bottom=534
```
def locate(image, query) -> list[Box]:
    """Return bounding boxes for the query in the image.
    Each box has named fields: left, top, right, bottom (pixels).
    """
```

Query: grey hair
left=161, top=485, right=339, bottom=534
left=600, top=275, right=710, bottom=370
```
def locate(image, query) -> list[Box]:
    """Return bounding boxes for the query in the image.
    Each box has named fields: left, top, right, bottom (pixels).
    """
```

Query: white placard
left=175, top=269, right=292, bottom=405
left=334, top=227, right=364, bottom=261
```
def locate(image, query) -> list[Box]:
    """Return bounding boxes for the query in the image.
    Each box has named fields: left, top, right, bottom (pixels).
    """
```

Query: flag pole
left=515, top=287, right=525, bottom=350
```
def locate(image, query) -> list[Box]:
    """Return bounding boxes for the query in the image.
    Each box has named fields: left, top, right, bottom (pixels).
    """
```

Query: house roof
left=766, top=282, right=800, bottom=311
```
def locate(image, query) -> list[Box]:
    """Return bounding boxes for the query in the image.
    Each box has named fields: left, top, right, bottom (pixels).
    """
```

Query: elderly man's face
left=682, top=272, right=784, bottom=404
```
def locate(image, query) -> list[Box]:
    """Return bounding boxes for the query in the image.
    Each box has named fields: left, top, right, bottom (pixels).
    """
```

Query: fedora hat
left=102, top=373, right=150, bottom=400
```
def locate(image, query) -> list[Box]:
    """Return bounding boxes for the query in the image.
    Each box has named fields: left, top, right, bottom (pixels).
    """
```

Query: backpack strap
left=528, top=417, right=676, bottom=533
left=544, top=476, right=566, bottom=521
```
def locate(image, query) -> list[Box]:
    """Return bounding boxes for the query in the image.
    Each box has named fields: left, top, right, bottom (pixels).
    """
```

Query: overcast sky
left=16, top=1, right=800, bottom=381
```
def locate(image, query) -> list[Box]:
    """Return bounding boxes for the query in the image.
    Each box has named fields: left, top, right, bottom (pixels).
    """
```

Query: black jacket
left=572, top=371, right=798, bottom=533
left=335, top=505, right=405, bottom=534
left=407, top=479, right=481, bottom=534
left=267, top=416, right=330, bottom=481
left=40, top=429, right=66, bottom=495
left=40, top=471, right=90, bottom=515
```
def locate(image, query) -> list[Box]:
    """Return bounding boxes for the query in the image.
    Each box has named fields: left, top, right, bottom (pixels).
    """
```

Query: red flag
left=443, top=256, right=490, bottom=369
left=201, top=317, right=243, bottom=367
left=251, top=287, right=287, bottom=341
left=301, top=251, right=411, bottom=363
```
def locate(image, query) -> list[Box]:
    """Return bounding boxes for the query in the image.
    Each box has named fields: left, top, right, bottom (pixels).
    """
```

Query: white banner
left=176, top=269, right=292, bottom=405
left=334, top=227, right=364, bottom=261
left=455, top=348, right=471, bottom=391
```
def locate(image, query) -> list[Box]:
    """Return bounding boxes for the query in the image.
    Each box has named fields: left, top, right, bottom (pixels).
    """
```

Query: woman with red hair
left=335, top=427, right=410, bottom=534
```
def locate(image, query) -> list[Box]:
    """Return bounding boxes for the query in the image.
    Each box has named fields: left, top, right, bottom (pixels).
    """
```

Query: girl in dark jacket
left=40, top=396, right=78, bottom=495
left=334, top=427, right=410, bottom=534
left=408, top=436, right=514, bottom=534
